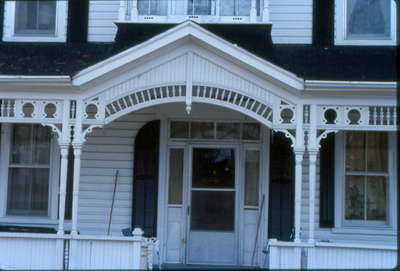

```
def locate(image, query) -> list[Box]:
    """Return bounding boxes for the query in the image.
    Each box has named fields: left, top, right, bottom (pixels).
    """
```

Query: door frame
left=184, top=143, right=241, bottom=265
left=159, top=118, right=270, bottom=266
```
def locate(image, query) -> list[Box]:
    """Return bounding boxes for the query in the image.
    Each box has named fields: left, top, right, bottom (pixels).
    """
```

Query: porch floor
left=159, top=264, right=260, bottom=270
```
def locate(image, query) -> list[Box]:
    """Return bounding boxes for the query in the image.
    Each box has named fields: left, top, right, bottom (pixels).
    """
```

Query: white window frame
left=0, top=124, right=60, bottom=225
left=335, top=0, right=397, bottom=46
left=334, top=131, right=397, bottom=233
left=2, top=0, right=68, bottom=42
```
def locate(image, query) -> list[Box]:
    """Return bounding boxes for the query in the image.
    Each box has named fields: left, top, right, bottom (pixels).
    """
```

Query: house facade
left=0, top=0, right=397, bottom=269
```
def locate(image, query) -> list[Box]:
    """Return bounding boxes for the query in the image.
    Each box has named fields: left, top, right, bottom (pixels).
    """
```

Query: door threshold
left=159, top=263, right=260, bottom=270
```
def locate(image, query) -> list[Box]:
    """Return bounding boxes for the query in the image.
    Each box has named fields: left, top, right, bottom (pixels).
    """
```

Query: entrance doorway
left=163, top=120, right=266, bottom=266
left=187, top=147, right=237, bottom=264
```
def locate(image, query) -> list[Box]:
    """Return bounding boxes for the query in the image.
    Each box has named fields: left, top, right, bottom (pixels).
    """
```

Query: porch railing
left=0, top=229, right=153, bottom=270
left=117, top=0, right=270, bottom=23
left=267, top=239, right=398, bottom=269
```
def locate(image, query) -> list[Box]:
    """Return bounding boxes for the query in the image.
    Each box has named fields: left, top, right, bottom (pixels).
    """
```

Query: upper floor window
left=128, top=0, right=265, bottom=23
left=335, top=0, right=397, bottom=45
left=3, top=0, right=68, bottom=42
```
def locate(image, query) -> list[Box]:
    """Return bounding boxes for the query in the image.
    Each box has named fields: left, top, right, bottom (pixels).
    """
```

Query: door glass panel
left=216, top=123, right=240, bottom=140
left=170, top=121, right=189, bottom=138
left=191, top=191, right=235, bottom=231
left=244, top=150, right=259, bottom=206
left=190, top=122, right=214, bottom=139
left=192, top=148, right=235, bottom=188
left=242, top=123, right=260, bottom=140
left=168, top=149, right=184, bottom=204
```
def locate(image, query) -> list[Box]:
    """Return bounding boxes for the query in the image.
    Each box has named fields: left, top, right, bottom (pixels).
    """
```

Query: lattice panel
left=0, top=98, right=63, bottom=123
left=192, top=85, right=274, bottom=123
left=104, top=85, right=186, bottom=120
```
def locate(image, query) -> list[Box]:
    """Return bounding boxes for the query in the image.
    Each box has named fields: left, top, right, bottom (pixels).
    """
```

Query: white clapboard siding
left=87, top=0, right=313, bottom=44
left=78, top=108, right=157, bottom=235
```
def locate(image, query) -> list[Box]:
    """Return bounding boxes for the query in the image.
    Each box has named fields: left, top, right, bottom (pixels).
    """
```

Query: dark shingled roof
left=0, top=23, right=396, bottom=81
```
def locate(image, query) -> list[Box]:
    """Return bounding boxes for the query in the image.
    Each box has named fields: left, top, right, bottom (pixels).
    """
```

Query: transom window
left=344, top=131, right=388, bottom=223
left=169, top=121, right=260, bottom=141
left=335, top=0, right=396, bottom=45
left=15, top=0, right=56, bottom=35
left=6, top=125, right=52, bottom=216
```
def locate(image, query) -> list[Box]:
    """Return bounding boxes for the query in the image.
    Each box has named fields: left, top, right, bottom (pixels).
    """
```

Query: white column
left=132, top=228, right=144, bottom=269
left=118, top=0, right=127, bottom=21
left=131, top=0, right=138, bottom=21
left=57, top=100, right=71, bottom=235
left=71, top=100, right=83, bottom=236
left=293, top=104, right=305, bottom=243
left=262, top=0, right=269, bottom=22
left=57, top=144, right=69, bottom=235
left=250, top=0, right=257, bottom=22
left=293, top=149, right=304, bottom=243
left=308, top=104, right=318, bottom=243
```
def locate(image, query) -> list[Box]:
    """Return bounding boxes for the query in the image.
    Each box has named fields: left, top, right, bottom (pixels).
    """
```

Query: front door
left=186, top=147, right=237, bottom=265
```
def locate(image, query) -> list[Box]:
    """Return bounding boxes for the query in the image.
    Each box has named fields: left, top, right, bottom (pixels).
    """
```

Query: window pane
left=345, top=131, right=365, bottom=171
left=188, top=0, right=212, bottom=15
left=347, top=0, right=390, bottom=39
left=168, top=149, right=184, bottom=204
left=170, top=121, right=189, bottom=138
left=237, top=0, right=251, bottom=16
left=191, top=191, right=235, bottom=231
left=190, top=122, right=214, bottom=139
left=15, top=0, right=56, bottom=35
left=138, top=0, right=167, bottom=15
left=345, top=175, right=365, bottom=220
left=192, top=148, right=235, bottom=188
left=367, top=132, right=388, bottom=172
left=7, top=168, right=49, bottom=216
left=242, top=123, right=260, bottom=140
left=220, top=0, right=235, bottom=15
left=216, top=123, right=240, bottom=140
left=244, top=150, right=259, bottom=206
left=366, top=176, right=387, bottom=221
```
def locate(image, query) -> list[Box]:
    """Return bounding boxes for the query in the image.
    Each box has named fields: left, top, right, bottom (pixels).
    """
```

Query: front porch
left=0, top=22, right=397, bottom=270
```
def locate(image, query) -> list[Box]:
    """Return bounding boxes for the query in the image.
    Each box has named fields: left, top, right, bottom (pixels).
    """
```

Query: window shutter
left=64, top=146, right=74, bottom=220
left=319, top=133, right=335, bottom=228
left=0, top=0, right=4, bottom=41
left=67, top=0, right=89, bottom=42
left=268, top=131, right=294, bottom=241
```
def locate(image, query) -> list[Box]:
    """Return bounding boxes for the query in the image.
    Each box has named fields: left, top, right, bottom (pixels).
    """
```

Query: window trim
left=2, top=0, right=68, bottom=42
left=334, top=131, right=397, bottom=231
left=334, top=0, right=397, bottom=46
left=0, top=124, right=60, bottom=223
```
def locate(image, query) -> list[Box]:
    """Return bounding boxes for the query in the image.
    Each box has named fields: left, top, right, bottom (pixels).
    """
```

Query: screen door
left=187, top=147, right=237, bottom=265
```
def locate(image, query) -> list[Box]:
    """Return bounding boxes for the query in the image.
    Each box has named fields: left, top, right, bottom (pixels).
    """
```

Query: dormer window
left=3, top=0, right=67, bottom=42
left=123, top=0, right=268, bottom=23
left=15, top=1, right=56, bottom=35
left=335, top=0, right=396, bottom=45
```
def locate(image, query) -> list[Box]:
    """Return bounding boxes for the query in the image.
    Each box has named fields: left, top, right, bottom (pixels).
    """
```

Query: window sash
left=343, top=131, right=389, bottom=223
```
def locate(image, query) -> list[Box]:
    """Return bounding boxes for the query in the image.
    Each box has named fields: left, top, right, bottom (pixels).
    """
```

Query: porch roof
left=0, top=23, right=396, bottom=82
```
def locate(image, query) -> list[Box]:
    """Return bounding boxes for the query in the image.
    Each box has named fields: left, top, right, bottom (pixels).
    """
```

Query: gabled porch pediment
left=73, top=21, right=304, bottom=92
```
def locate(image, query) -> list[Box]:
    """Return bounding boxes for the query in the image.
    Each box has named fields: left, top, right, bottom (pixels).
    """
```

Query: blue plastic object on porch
left=122, top=228, right=133, bottom=236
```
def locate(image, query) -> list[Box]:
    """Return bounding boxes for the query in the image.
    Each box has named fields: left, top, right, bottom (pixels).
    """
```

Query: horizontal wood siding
left=87, top=0, right=313, bottom=44
left=88, top=0, right=119, bottom=42
left=78, top=109, right=157, bottom=235
left=270, top=0, right=313, bottom=44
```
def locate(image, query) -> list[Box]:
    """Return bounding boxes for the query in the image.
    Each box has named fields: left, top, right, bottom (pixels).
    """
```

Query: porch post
left=118, top=0, right=127, bottom=21
left=250, top=0, right=257, bottom=22
left=308, top=104, right=318, bottom=243
left=57, top=100, right=71, bottom=235
left=71, top=100, right=84, bottom=235
left=131, top=0, right=138, bottom=21
left=262, top=0, right=269, bottom=22
left=293, top=104, right=305, bottom=243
